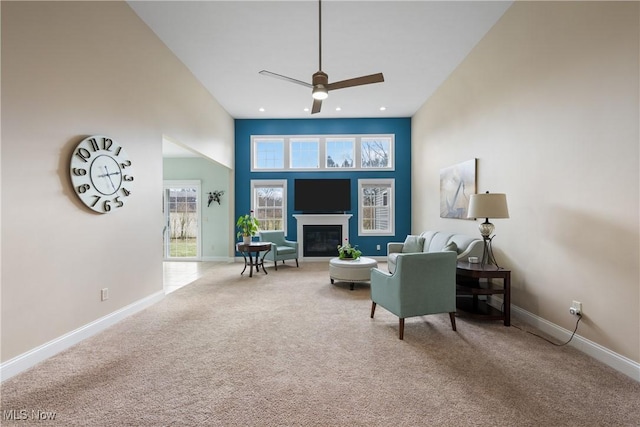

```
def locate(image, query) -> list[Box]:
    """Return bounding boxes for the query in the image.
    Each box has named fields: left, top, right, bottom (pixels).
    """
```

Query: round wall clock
left=69, top=135, right=134, bottom=213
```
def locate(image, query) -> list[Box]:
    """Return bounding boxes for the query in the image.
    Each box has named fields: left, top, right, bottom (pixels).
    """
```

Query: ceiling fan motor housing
left=312, top=71, right=329, bottom=100
left=312, top=71, right=328, bottom=87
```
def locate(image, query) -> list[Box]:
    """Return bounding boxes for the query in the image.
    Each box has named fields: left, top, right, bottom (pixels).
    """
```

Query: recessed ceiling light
left=335, top=107, right=341, bottom=111
left=379, top=106, right=386, bottom=111
left=304, top=107, right=309, bottom=112
left=259, top=107, right=265, bottom=112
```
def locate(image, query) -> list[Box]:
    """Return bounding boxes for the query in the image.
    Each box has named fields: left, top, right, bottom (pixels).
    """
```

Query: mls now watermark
left=3, top=409, right=57, bottom=421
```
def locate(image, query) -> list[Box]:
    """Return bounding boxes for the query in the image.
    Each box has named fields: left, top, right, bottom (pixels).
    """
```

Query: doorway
left=163, top=180, right=201, bottom=260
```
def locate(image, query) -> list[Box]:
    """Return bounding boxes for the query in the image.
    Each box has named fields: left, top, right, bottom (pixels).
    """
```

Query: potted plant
left=236, top=211, right=260, bottom=244
left=337, top=239, right=362, bottom=260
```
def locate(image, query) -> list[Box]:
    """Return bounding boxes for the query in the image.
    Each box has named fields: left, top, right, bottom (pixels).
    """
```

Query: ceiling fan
left=259, top=0, right=384, bottom=114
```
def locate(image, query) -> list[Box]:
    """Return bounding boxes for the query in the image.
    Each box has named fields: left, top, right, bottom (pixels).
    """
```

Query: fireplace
left=303, top=225, right=342, bottom=257
left=293, top=214, right=352, bottom=261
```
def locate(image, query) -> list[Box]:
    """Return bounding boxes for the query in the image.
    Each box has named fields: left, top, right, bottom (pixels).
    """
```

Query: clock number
left=88, top=138, right=99, bottom=152
left=115, top=146, right=122, bottom=156
left=122, top=187, right=131, bottom=197
left=90, top=195, right=101, bottom=207
left=77, top=184, right=91, bottom=194
left=120, top=160, right=131, bottom=169
left=103, top=200, right=111, bottom=212
left=103, top=138, right=113, bottom=151
left=123, top=175, right=134, bottom=182
left=114, top=196, right=124, bottom=208
left=72, top=168, right=87, bottom=176
left=74, top=148, right=91, bottom=163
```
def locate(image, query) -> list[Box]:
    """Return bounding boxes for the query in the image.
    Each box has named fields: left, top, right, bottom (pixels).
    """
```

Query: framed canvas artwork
left=440, top=159, right=476, bottom=219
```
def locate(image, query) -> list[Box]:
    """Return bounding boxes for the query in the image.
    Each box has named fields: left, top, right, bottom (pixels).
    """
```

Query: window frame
left=325, top=137, right=356, bottom=169
left=358, top=178, right=395, bottom=236
left=289, top=137, right=320, bottom=169
left=361, top=137, right=393, bottom=169
left=252, top=137, right=285, bottom=170
left=250, top=179, right=288, bottom=235
left=251, top=134, right=394, bottom=172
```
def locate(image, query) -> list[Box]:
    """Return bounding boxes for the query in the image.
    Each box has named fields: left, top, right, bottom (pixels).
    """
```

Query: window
left=290, top=138, right=319, bottom=169
left=251, top=180, right=287, bottom=233
left=251, top=135, right=393, bottom=171
left=358, top=179, right=394, bottom=235
left=253, top=138, right=284, bottom=169
left=361, top=137, right=392, bottom=168
left=326, top=138, right=355, bottom=168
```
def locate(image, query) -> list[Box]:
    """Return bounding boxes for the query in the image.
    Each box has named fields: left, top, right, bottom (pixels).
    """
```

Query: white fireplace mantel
left=294, top=214, right=352, bottom=261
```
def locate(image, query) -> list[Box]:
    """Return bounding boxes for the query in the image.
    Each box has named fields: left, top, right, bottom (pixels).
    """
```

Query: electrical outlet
left=101, top=288, right=109, bottom=301
left=376, top=244, right=381, bottom=250
left=569, top=300, right=582, bottom=316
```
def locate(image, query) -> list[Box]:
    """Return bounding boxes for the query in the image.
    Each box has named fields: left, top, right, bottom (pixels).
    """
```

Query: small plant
left=236, top=211, right=260, bottom=240
left=337, top=239, right=362, bottom=260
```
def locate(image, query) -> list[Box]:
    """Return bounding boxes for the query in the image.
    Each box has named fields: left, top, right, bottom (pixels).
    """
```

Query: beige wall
left=1, top=2, right=234, bottom=362
left=412, top=1, right=639, bottom=362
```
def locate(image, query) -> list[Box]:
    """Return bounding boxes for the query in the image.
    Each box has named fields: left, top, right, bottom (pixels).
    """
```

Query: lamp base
left=481, top=235, right=502, bottom=269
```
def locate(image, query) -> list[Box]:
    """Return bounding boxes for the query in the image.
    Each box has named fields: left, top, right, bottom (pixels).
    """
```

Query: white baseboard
left=0, top=290, right=165, bottom=383
left=488, top=296, right=640, bottom=382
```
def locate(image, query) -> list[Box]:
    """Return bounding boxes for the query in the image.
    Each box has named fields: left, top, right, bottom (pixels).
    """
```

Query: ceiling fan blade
left=311, top=98, right=322, bottom=114
left=259, top=70, right=313, bottom=88
left=327, top=73, right=385, bottom=91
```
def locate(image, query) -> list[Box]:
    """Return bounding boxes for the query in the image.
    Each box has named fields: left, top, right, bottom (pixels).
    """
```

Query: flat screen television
left=294, top=179, right=351, bottom=213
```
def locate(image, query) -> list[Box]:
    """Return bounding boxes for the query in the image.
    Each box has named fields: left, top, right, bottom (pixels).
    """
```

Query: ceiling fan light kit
left=312, top=86, right=328, bottom=100
left=259, top=0, right=384, bottom=114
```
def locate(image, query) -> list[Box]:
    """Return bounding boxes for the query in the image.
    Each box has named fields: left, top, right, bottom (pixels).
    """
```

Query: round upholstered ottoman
left=329, top=256, right=378, bottom=290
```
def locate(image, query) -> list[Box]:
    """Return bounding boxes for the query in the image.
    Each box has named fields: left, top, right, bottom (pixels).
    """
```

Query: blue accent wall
left=234, top=118, right=411, bottom=256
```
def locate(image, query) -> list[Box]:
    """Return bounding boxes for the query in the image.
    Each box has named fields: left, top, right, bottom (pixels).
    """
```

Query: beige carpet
left=1, top=261, right=639, bottom=426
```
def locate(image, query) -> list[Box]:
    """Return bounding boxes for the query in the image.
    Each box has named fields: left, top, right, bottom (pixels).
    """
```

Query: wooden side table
left=455, top=262, right=511, bottom=326
left=236, top=242, right=271, bottom=277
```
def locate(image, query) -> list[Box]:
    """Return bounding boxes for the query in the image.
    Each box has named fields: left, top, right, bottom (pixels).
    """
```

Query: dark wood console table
left=456, top=262, right=511, bottom=326
left=236, top=242, right=271, bottom=277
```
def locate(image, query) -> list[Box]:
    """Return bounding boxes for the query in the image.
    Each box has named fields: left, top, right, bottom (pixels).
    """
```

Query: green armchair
left=370, top=251, right=457, bottom=340
left=258, top=230, right=299, bottom=271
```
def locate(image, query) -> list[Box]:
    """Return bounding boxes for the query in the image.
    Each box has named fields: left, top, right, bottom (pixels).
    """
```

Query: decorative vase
left=243, top=235, right=251, bottom=245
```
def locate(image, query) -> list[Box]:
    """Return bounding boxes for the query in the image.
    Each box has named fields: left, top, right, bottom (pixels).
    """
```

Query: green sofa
left=387, top=231, right=483, bottom=273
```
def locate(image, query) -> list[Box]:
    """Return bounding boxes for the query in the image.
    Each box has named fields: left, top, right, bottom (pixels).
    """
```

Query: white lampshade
left=467, top=192, right=509, bottom=219
left=467, top=192, right=509, bottom=267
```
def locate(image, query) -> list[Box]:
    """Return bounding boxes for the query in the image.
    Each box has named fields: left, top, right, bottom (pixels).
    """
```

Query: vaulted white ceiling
left=129, top=1, right=512, bottom=122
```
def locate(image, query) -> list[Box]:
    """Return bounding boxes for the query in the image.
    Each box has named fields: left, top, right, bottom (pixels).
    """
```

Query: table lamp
left=467, top=191, right=509, bottom=268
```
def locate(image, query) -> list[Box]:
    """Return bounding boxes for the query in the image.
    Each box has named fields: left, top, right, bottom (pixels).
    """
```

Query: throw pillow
left=443, top=241, right=458, bottom=253
left=401, top=235, right=425, bottom=253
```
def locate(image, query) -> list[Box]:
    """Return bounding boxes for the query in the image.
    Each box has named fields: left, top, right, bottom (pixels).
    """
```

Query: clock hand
left=103, top=165, right=117, bottom=191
